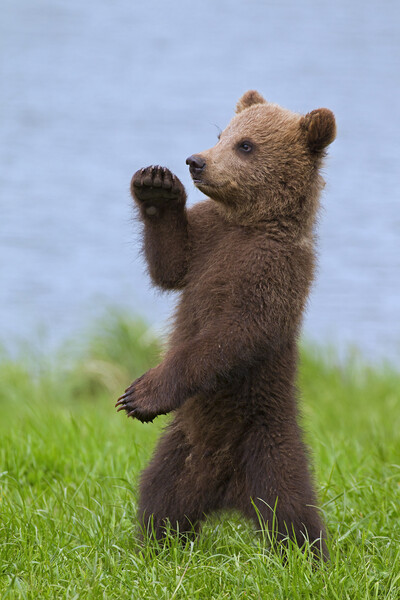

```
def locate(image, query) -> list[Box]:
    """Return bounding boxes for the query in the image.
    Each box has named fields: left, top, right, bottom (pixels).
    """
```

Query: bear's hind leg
left=138, top=424, right=218, bottom=541
left=227, top=428, right=329, bottom=560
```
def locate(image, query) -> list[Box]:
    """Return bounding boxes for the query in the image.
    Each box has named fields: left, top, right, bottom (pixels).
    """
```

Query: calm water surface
left=1, top=0, right=399, bottom=363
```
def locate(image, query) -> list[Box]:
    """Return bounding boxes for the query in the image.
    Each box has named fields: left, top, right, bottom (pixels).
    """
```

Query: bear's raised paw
left=131, top=166, right=186, bottom=215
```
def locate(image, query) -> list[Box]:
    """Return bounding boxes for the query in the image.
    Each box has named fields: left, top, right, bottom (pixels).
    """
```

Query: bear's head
left=186, top=91, right=336, bottom=235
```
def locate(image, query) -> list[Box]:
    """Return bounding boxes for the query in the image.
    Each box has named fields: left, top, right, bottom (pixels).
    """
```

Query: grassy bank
left=0, top=314, right=399, bottom=599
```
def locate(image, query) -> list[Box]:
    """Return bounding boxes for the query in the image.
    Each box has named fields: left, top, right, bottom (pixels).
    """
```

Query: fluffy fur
left=116, top=91, right=336, bottom=559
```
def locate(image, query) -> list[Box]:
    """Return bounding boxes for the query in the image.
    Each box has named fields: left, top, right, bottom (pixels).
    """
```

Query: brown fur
left=116, top=91, right=336, bottom=559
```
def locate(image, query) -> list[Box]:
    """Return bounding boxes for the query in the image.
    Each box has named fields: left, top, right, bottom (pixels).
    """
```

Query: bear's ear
left=236, top=90, right=266, bottom=114
left=300, top=108, right=336, bottom=153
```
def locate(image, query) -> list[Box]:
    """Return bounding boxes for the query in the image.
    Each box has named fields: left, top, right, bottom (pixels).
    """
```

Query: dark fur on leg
left=138, top=422, right=227, bottom=541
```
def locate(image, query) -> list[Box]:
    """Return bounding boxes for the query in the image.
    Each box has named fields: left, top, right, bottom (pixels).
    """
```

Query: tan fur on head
left=301, top=108, right=336, bottom=153
left=236, top=90, right=266, bottom=114
left=190, top=94, right=336, bottom=237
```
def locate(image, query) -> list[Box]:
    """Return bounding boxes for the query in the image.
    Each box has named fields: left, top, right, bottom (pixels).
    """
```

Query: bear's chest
left=181, top=226, right=260, bottom=324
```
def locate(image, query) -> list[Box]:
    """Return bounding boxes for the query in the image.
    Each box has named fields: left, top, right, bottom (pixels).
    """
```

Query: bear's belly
left=175, top=381, right=251, bottom=448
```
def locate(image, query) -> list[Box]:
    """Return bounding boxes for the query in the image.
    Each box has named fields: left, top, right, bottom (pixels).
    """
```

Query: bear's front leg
left=131, top=166, right=190, bottom=290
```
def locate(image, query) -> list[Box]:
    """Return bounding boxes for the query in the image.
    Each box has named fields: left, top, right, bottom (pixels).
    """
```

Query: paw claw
left=153, top=166, right=163, bottom=188
left=116, top=393, right=128, bottom=404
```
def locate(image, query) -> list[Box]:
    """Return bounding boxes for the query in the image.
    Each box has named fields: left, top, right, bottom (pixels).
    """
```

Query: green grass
left=0, top=313, right=399, bottom=599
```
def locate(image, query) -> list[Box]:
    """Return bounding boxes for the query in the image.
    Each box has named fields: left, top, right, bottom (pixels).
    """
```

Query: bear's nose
left=186, top=154, right=206, bottom=177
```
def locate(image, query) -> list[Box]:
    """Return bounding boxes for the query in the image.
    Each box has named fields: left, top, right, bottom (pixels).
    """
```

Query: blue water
left=1, top=0, right=399, bottom=363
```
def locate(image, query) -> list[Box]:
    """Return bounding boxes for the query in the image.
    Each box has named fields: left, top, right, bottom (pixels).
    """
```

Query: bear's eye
left=238, top=141, right=253, bottom=153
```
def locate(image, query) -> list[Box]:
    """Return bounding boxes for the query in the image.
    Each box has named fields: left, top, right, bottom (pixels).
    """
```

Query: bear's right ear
left=236, top=90, right=267, bottom=114
left=300, top=108, right=336, bottom=153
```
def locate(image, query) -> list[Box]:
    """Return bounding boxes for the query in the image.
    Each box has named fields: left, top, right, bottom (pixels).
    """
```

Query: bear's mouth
left=192, top=177, right=207, bottom=188
left=192, top=177, right=215, bottom=189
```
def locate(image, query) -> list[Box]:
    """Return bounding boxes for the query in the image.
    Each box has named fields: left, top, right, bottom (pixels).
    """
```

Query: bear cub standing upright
left=116, top=91, right=336, bottom=559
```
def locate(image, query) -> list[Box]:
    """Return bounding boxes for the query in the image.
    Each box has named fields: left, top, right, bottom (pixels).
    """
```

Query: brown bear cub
left=116, top=91, right=336, bottom=559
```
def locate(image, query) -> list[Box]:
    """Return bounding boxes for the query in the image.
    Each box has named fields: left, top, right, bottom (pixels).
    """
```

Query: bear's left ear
left=300, top=108, right=336, bottom=153
left=236, top=90, right=266, bottom=114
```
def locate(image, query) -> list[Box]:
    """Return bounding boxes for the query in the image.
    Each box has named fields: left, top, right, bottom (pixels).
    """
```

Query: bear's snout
left=186, top=154, right=206, bottom=180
